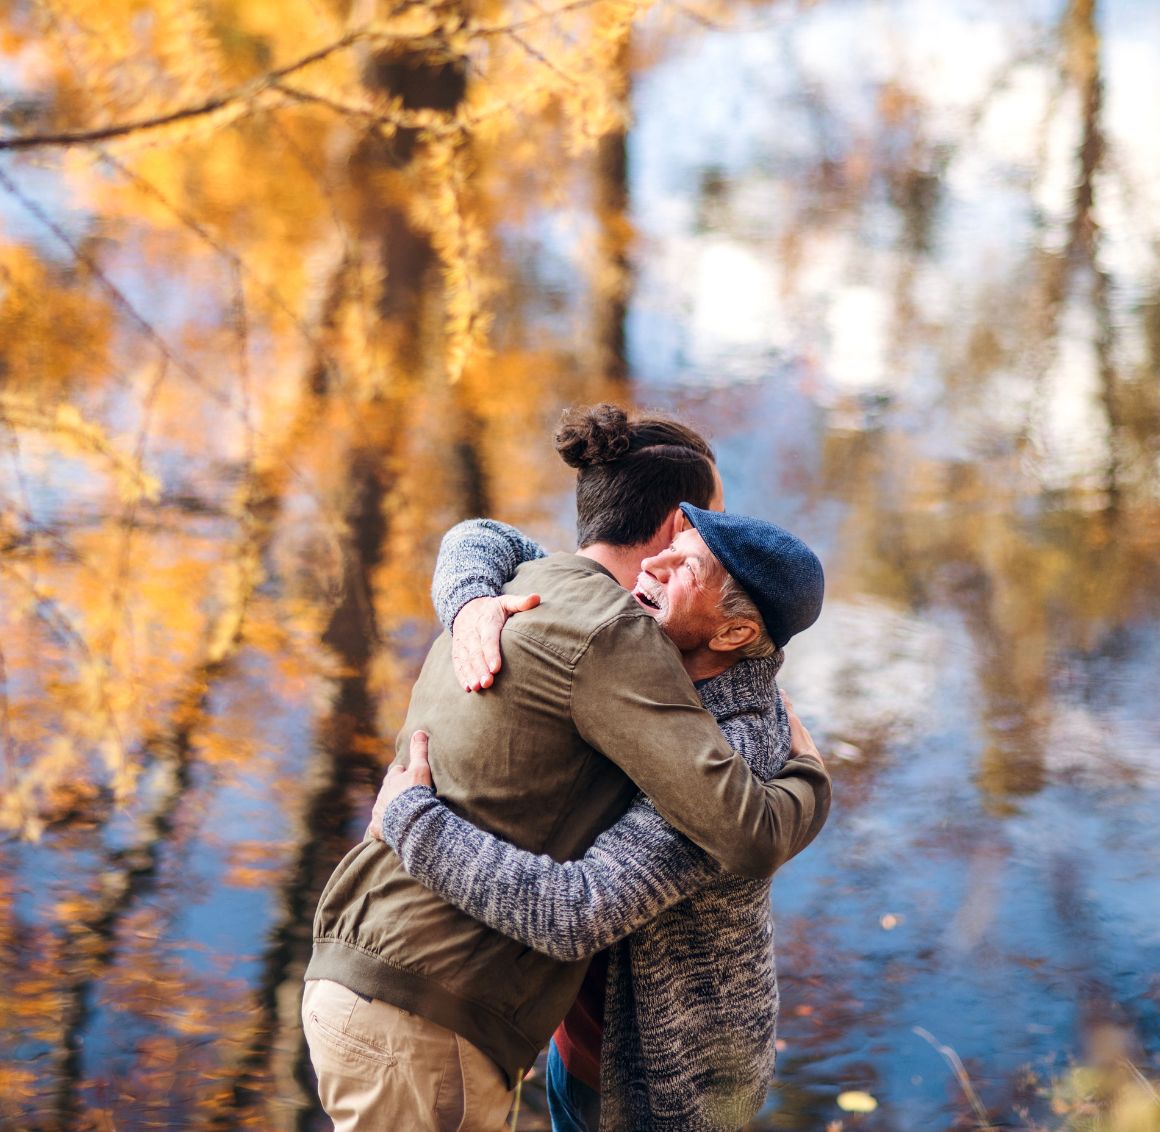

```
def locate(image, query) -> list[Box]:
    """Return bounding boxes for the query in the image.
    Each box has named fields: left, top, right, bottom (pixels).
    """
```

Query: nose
left=641, top=549, right=671, bottom=580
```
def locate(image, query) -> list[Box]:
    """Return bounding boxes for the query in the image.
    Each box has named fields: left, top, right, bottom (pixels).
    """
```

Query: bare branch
left=669, top=1, right=728, bottom=30
left=0, top=20, right=438, bottom=153
left=473, top=0, right=607, bottom=37
left=506, top=29, right=584, bottom=89
left=0, top=558, right=94, bottom=661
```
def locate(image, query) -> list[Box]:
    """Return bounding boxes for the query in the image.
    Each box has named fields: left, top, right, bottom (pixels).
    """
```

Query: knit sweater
left=382, top=519, right=809, bottom=1130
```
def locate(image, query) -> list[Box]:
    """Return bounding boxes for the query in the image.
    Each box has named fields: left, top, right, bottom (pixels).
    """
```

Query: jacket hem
left=305, top=938, right=540, bottom=1089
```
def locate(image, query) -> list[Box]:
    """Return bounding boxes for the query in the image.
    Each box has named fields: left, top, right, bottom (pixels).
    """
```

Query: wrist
left=381, top=784, right=437, bottom=847
left=442, top=582, right=503, bottom=633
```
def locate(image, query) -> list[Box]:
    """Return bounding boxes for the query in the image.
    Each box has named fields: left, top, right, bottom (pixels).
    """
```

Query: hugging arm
left=384, top=790, right=715, bottom=962
left=380, top=720, right=761, bottom=962
left=426, top=518, right=831, bottom=879
left=571, top=618, right=831, bottom=879
left=431, top=519, right=546, bottom=629
left=431, top=519, right=547, bottom=691
left=381, top=694, right=828, bottom=960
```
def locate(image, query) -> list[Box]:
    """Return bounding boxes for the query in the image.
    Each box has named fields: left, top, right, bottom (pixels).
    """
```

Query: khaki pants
left=302, top=978, right=516, bottom=1132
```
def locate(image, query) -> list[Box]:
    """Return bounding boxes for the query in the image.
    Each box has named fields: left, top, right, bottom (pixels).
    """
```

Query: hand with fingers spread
left=370, top=731, right=435, bottom=842
left=451, top=593, right=541, bottom=692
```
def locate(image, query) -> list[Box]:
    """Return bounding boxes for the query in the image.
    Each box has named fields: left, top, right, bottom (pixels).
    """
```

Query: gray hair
left=716, top=570, right=782, bottom=663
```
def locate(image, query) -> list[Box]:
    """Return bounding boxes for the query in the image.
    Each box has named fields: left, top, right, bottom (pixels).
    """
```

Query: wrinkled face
left=632, top=528, right=728, bottom=652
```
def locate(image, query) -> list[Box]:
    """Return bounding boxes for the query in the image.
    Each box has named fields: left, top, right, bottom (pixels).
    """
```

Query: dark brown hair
left=555, top=404, right=717, bottom=548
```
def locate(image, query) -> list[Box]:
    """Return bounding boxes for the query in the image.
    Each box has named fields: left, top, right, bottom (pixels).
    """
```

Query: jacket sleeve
left=430, top=519, right=547, bottom=631
left=383, top=691, right=830, bottom=960
left=382, top=786, right=717, bottom=962
left=571, top=616, right=831, bottom=880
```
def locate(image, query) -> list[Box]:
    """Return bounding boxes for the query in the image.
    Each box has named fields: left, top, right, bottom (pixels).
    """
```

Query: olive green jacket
left=306, top=553, right=829, bottom=1086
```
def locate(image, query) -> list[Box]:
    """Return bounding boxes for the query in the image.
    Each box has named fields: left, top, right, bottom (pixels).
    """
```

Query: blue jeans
left=545, top=1038, right=601, bottom=1132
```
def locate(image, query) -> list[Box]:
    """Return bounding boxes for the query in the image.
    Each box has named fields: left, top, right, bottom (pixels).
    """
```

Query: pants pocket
left=308, top=1008, right=400, bottom=1066
left=302, top=980, right=399, bottom=1073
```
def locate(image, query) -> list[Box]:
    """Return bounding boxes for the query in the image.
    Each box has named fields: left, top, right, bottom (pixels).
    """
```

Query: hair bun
left=554, top=403, right=633, bottom=468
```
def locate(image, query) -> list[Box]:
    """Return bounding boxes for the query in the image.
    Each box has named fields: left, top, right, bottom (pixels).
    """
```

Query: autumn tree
left=0, top=0, right=685, bottom=1125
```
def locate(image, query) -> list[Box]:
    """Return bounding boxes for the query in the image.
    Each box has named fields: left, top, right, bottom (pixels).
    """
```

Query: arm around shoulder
left=430, top=518, right=547, bottom=630
left=761, top=750, right=831, bottom=873
left=572, top=615, right=817, bottom=880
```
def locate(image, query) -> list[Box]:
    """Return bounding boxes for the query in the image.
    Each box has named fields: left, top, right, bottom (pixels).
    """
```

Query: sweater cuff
left=381, top=785, right=438, bottom=849
left=437, top=580, right=505, bottom=633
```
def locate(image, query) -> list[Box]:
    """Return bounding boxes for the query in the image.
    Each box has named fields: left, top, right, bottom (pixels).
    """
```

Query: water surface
left=1, top=1, right=1158, bottom=1128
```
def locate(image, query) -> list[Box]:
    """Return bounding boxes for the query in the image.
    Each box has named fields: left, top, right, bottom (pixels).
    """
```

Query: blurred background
left=1, top=0, right=1158, bottom=1128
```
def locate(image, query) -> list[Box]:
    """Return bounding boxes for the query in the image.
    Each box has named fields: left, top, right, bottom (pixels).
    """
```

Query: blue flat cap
left=679, top=503, right=824, bottom=648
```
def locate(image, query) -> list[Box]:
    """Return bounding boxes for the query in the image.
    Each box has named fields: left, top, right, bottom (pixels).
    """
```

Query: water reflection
left=1, top=0, right=1158, bottom=1128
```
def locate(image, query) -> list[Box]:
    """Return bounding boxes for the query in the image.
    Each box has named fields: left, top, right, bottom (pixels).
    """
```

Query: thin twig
left=914, top=1027, right=996, bottom=1130
left=670, top=0, right=728, bottom=30
left=507, top=29, right=584, bottom=89
left=1119, top=1059, right=1160, bottom=1102
left=0, top=24, right=407, bottom=153
left=0, top=560, right=94, bottom=661
left=508, top=1076, right=523, bottom=1129
left=98, top=148, right=342, bottom=384
left=474, top=0, right=606, bottom=37
left=0, top=163, right=233, bottom=409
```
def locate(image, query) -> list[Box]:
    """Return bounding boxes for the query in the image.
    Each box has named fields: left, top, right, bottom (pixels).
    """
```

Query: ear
left=707, top=618, right=760, bottom=654
left=657, top=507, right=686, bottom=541
left=638, top=508, right=685, bottom=562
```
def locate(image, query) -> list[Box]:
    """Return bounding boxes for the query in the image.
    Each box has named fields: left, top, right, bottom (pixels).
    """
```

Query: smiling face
left=632, top=528, right=729, bottom=653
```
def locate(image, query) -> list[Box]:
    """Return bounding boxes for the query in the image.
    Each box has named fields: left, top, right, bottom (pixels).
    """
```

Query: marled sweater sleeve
left=380, top=714, right=767, bottom=963
left=430, top=519, right=547, bottom=631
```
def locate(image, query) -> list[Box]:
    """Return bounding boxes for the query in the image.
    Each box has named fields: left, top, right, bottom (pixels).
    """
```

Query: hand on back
left=369, top=592, right=541, bottom=841
left=370, top=730, right=435, bottom=841
left=451, top=593, right=540, bottom=692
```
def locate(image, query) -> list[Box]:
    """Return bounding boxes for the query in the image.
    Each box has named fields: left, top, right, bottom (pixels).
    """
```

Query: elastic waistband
left=305, top=939, right=539, bottom=1089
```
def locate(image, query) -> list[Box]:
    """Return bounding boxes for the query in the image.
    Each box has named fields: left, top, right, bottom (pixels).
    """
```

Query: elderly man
left=303, top=405, right=829, bottom=1131
left=375, top=502, right=827, bottom=1131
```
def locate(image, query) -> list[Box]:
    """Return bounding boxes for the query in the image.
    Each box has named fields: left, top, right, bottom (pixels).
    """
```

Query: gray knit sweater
left=384, top=519, right=792, bottom=1131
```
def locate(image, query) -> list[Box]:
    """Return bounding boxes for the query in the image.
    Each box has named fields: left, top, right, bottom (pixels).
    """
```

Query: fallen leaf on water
left=837, top=1090, right=879, bottom=1113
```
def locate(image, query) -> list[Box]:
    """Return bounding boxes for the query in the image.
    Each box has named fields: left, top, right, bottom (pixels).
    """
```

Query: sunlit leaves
left=0, top=395, right=160, bottom=504
left=0, top=244, right=113, bottom=389
left=0, top=0, right=655, bottom=1121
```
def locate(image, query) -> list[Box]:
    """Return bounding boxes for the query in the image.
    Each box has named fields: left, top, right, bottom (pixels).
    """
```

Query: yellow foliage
left=837, top=1090, right=879, bottom=1113
left=0, top=1066, right=39, bottom=1099
left=0, top=0, right=659, bottom=837
left=1044, top=1060, right=1160, bottom=1132
left=0, top=244, right=113, bottom=389
left=0, top=393, right=160, bottom=504
left=377, top=7, right=442, bottom=40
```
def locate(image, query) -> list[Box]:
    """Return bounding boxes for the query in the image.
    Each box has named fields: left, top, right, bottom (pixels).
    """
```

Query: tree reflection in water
left=1, top=0, right=1158, bottom=1128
